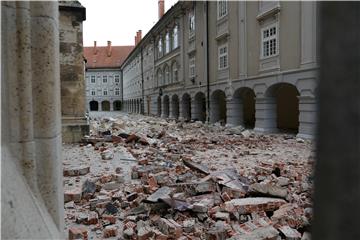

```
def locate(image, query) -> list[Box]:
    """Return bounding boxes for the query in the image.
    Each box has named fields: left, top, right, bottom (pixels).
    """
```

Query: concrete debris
left=64, top=165, right=90, bottom=176
left=249, top=182, right=288, bottom=199
left=100, top=149, right=113, bottom=160
left=63, top=113, right=314, bottom=239
left=278, top=225, right=302, bottom=240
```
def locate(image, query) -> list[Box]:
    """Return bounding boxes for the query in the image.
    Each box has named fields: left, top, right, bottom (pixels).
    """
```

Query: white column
left=169, top=98, right=174, bottom=119
left=297, top=96, right=317, bottom=139
left=254, top=97, right=278, bottom=133
left=301, top=1, right=317, bottom=68
left=191, top=97, right=199, bottom=121
left=210, top=98, right=219, bottom=123
left=227, top=97, right=244, bottom=126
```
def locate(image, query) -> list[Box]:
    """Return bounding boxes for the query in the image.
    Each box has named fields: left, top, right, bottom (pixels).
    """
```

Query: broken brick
left=69, top=226, right=88, bottom=240
left=103, top=225, right=117, bottom=238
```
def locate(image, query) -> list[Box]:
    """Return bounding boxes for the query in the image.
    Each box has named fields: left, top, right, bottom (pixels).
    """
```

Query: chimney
left=107, top=41, right=112, bottom=57
left=93, top=41, right=97, bottom=54
left=135, top=30, right=143, bottom=45
left=158, top=0, right=164, bottom=19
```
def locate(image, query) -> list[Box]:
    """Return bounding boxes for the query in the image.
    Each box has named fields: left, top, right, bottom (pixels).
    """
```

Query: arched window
left=157, top=69, right=163, bottom=86
left=173, top=25, right=178, bottom=49
left=158, top=38, right=162, bottom=58
left=164, top=65, right=170, bottom=85
left=165, top=32, right=170, bottom=53
left=171, top=62, right=178, bottom=83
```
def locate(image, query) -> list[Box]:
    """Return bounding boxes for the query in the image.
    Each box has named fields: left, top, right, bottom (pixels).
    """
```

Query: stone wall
left=1, top=1, right=63, bottom=238
left=59, top=1, right=89, bottom=143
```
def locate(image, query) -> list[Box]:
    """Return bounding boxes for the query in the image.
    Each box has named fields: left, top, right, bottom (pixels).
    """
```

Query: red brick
left=69, top=226, right=88, bottom=240
left=102, top=214, right=116, bottom=224
left=64, top=188, right=82, bottom=203
left=148, top=175, right=159, bottom=191
left=103, top=225, right=117, bottom=238
left=124, top=221, right=137, bottom=230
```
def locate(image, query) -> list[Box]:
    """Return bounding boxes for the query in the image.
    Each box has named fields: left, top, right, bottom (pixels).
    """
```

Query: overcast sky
left=81, top=0, right=178, bottom=47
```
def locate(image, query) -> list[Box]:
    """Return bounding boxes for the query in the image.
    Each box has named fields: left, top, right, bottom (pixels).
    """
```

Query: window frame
left=260, top=23, right=279, bottom=59
left=217, top=0, right=228, bottom=20
left=172, top=63, right=178, bottom=83
left=165, top=32, right=170, bottom=54
left=189, top=56, right=196, bottom=78
left=173, top=25, right=179, bottom=49
left=91, top=89, right=96, bottom=96
left=91, top=75, right=96, bottom=83
left=114, top=75, right=120, bottom=83
left=103, top=89, right=108, bottom=96
left=115, top=88, right=120, bottom=96
left=218, top=43, right=229, bottom=70
left=188, top=9, right=195, bottom=37
left=102, top=75, right=108, bottom=83
left=157, top=37, right=163, bottom=58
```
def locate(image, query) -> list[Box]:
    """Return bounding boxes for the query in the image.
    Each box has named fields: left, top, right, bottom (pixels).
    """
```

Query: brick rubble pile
left=64, top=113, right=314, bottom=240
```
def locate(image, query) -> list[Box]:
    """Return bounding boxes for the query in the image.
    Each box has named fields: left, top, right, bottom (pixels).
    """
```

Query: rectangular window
left=115, top=75, right=120, bottom=83
left=103, top=75, right=107, bottom=83
left=91, top=90, right=96, bottom=96
left=158, top=38, right=163, bottom=58
left=91, top=76, right=96, bottom=83
left=217, top=1, right=228, bottom=19
left=261, top=24, right=278, bottom=58
left=115, top=88, right=120, bottom=96
left=218, top=44, right=228, bottom=69
left=103, top=89, right=108, bottom=96
left=165, top=32, right=170, bottom=54
left=189, top=9, right=195, bottom=36
left=189, top=56, right=195, bottom=78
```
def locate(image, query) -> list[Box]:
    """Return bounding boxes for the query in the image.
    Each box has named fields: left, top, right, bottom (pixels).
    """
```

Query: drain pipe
left=141, top=47, right=144, bottom=114
left=205, top=1, right=210, bottom=123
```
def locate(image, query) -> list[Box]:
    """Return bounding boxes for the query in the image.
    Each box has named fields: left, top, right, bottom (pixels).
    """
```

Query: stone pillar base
left=62, top=117, right=89, bottom=143
left=254, top=97, right=277, bottom=133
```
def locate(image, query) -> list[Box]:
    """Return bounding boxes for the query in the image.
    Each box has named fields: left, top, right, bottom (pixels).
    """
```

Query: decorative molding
left=256, top=5, right=281, bottom=21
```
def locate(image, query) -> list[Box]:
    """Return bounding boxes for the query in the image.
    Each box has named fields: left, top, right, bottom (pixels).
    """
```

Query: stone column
left=297, top=96, right=316, bottom=139
left=169, top=99, right=174, bottom=119
left=226, top=97, right=244, bottom=127
left=301, top=1, right=317, bottom=68
left=181, top=99, right=190, bottom=120
left=2, top=1, right=63, bottom=238
left=59, top=1, right=89, bottom=143
left=161, top=97, right=166, bottom=118
left=178, top=99, right=184, bottom=120
left=150, top=97, right=156, bottom=116
left=110, top=101, right=114, bottom=111
left=210, top=99, right=220, bottom=123
left=254, top=97, right=278, bottom=133
left=191, top=97, right=201, bottom=121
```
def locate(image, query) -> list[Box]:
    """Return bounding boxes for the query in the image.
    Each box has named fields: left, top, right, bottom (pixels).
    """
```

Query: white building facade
left=121, top=1, right=318, bottom=139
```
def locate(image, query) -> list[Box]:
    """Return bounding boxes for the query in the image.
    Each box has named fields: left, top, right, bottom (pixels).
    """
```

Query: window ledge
left=215, top=31, right=229, bottom=41
left=256, top=6, right=281, bottom=21
left=187, top=47, right=196, bottom=55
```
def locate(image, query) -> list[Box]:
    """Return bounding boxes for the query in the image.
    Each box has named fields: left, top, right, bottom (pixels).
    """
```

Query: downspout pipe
left=120, top=69, right=124, bottom=110
left=205, top=1, right=210, bottom=123
left=141, top=47, right=145, bottom=114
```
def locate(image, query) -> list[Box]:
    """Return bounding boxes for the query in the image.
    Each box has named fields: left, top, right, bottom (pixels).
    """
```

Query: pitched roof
left=84, top=45, right=134, bottom=69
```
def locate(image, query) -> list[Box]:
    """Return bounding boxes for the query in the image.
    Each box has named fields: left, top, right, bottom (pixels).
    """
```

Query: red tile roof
left=84, top=45, right=134, bottom=69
